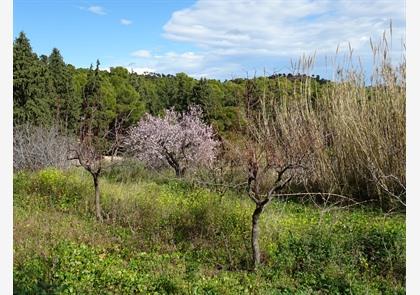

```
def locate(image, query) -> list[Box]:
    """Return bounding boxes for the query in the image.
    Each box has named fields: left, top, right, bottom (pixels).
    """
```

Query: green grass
left=14, top=168, right=405, bottom=294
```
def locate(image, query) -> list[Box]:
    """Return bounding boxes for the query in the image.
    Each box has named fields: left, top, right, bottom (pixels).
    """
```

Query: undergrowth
left=13, top=168, right=405, bottom=294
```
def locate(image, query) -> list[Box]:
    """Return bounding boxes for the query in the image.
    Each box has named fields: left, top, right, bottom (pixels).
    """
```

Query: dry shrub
left=13, top=124, right=75, bottom=171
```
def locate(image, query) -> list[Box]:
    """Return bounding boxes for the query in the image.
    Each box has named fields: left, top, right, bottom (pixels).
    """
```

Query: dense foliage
left=13, top=32, right=327, bottom=135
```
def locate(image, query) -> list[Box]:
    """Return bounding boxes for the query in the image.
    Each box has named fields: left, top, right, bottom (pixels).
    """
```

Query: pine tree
left=109, top=66, right=145, bottom=129
left=191, top=78, right=211, bottom=107
left=172, top=73, right=194, bottom=111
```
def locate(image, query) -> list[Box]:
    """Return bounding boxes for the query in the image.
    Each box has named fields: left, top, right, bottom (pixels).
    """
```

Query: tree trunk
left=175, top=166, right=181, bottom=177
left=93, top=175, right=103, bottom=222
left=251, top=203, right=264, bottom=269
left=175, top=166, right=185, bottom=178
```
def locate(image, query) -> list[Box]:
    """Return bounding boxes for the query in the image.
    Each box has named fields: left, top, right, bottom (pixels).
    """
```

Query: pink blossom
left=126, top=106, right=219, bottom=176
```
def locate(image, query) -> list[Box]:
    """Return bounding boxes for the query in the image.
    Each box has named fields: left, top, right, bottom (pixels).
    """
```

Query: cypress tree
left=13, top=31, right=53, bottom=125
left=48, top=48, right=80, bottom=131
left=81, top=60, right=116, bottom=142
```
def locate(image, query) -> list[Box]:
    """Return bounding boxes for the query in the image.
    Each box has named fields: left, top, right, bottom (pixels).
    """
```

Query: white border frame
left=0, top=0, right=13, bottom=293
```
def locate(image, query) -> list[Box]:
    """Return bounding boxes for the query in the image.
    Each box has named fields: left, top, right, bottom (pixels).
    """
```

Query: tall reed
left=245, top=28, right=405, bottom=210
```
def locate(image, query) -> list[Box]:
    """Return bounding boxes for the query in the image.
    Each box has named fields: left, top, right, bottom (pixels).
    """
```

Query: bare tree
left=67, top=115, right=126, bottom=222
left=245, top=150, right=310, bottom=268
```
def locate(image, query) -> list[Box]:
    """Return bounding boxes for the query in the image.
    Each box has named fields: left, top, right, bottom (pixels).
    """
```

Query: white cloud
left=132, top=51, right=205, bottom=71
left=126, top=0, right=405, bottom=79
left=101, top=67, right=111, bottom=72
left=154, top=51, right=205, bottom=70
left=87, top=5, right=106, bottom=15
left=131, top=50, right=152, bottom=58
left=120, top=19, right=133, bottom=25
left=127, top=50, right=225, bottom=77
left=163, top=0, right=405, bottom=57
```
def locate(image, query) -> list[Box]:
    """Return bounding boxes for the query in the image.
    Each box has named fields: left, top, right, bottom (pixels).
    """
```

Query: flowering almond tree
left=127, top=106, right=219, bottom=177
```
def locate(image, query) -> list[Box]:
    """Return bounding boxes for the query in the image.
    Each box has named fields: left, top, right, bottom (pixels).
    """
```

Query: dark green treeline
left=13, top=32, right=329, bottom=136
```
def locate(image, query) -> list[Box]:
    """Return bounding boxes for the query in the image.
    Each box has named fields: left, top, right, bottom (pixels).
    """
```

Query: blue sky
left=14, top=0, right=405, bottom=80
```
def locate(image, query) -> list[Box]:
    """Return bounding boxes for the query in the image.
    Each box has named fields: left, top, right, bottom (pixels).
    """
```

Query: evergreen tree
left=13, top=32, right=53, bottom=125
left=129, top=73, right=161, bottom=115
left=109, top=67, right=145, bottom=129
left=81, top=60, right=116, bottom=143
left=171, top=73, right=195, bottom=112
left=191, top=78, right=211, bottom=107
left=39, top=54, right=48, bottom=64
left=48, top=48, right=80, bottom=131
left=156, top=75, right=177, bottom=111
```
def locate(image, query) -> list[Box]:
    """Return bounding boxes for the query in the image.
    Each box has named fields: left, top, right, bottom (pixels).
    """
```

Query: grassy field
left=13, top=167, right=405, bottom=294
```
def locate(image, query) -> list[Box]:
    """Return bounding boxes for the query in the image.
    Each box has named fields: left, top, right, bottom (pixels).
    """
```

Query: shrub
left=13, top=256, right=53, bottom=295
left=267, top=217, right=405, bottom=293
left=348, top=225, right=406, bottom=280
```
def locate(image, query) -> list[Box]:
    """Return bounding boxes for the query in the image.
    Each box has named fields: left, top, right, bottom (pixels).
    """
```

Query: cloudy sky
left=14, top=0, right=405, bottom=79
